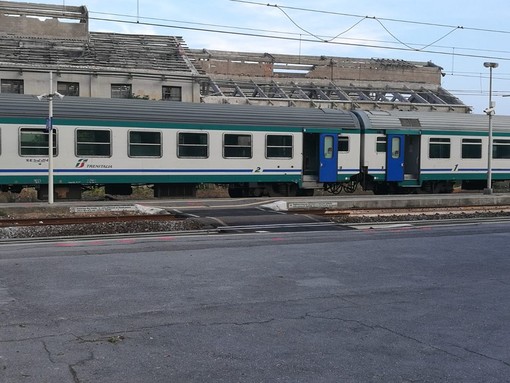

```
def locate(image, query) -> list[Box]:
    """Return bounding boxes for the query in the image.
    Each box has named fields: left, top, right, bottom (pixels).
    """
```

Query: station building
left=0, top=1, right=469, bottom=113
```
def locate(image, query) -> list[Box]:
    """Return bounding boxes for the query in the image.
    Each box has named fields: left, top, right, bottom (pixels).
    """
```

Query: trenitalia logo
left=74, top=159, right=113, bottom=169
left=75, top=159, right=88, bottom=168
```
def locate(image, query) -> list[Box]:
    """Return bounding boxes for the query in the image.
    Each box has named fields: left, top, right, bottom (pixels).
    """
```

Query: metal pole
left=483, top=62, right=498, bottom=195
left=48, top=71, right=54, bottom=204
left=487, top=66, right=493, bottom=193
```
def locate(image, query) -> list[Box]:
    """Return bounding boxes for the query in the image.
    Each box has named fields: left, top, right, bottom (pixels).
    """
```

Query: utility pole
left=38, top=71, right=64, bottom=204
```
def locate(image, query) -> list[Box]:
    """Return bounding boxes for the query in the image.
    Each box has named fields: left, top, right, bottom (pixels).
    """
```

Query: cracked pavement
left=1, top=223, right=510, bottom=382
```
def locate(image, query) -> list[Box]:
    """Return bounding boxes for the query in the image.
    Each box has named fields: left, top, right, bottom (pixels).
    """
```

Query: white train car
left=355, top=110, right=510, bottom=193
left=0, top=94, right=361, bottom=199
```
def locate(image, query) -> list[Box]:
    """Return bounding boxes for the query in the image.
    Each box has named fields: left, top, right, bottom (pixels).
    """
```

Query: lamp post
left=483, top=62, right=498, bottom=195
left=38, top=71, right=63, bottom=204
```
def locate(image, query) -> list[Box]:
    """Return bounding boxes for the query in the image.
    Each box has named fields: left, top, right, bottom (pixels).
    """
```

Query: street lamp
left=38, top=71, right=63, bottom=204
left=483, top=62, right=498, bottom=195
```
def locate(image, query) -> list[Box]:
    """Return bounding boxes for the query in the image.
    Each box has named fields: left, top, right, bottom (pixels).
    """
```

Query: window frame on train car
left=493, top=139, right=510, bottom=159
left=177, top=132, right=209, bottom=158
left=128, top=130, right=162, bottom=158
left=75, top=129, right=112, bottom=157
left=19, top=127, right=57, bottom=156
left=376, top=137, right=386, bottom=153
left=461, top=138, right=482, bottom=159
left=223, top=133, right=252, bottom=159
left=338, top=135, right=349, bottom=153
left=429, top=137, right=451, bottom=159
left=265, top=134, right=293, bottom=159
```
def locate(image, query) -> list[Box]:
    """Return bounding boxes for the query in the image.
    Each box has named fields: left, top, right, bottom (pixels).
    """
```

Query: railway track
left=0, top=214, right=181, bottom=228
left=321, top=205, right=510, bottom=218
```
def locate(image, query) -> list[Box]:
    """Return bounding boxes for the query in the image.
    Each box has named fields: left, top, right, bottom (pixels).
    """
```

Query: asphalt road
left=1, top=222, right=509, bottom=382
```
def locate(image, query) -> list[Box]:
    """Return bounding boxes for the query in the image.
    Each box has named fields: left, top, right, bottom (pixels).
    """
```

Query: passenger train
left=0, top=93, right=509, bottom=199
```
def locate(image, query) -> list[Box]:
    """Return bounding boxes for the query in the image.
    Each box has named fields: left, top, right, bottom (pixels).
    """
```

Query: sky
left=8, top=0, right=510, bottom=114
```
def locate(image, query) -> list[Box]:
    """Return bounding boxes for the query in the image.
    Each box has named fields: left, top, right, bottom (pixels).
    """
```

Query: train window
left=178, top=132, right=208, bottom=158
left=19, top=128, right=57, bottom=156
left=324, top=136, right=334, bottom=159
left=338, top=136, right=349, bottom=152
left=493, top=139, right=510, bottom=159
left=266, top=135, right=293, bottom=158
left=129, top=131, right=162, bottom=157
left=224, top=134, right=252, bottom=158
left=461, top=138, right=482, bottom=159
left=391, top=137, right=401, bottom=159
left=429, top=138, right=450, bottom=159
left=376, top=137, right=386, bottom=153
left=76, top=129, right=111, bottom=157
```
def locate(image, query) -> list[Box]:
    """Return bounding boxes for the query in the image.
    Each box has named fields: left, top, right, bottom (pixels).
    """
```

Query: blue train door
left=319, top=133, right=338, bottom=182
left=386, top=134, right=405, bottom=182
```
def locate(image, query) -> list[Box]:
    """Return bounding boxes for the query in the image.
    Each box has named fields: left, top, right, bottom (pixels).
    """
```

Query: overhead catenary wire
left=267, top=2, right=463, bottom=51
left=230, top=0, right=510, bottom=36
left=88, top=15, right=510, bottom=63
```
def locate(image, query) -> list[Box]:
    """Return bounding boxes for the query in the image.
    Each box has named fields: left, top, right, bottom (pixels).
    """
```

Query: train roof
left=356, top=110, right=510, bottom=133
left=0, top=94, right=360, bottom=130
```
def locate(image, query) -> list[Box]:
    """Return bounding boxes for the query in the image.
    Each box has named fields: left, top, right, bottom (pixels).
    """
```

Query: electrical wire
left=88, top=15, right=510, bottom=63
left=269, top=4, right=367, bottom=43
left=373, top=18, right=462, bottom=51
left=270, top=3, right=462, bottom=50
left=230, top=0, right=510, bottom=36
left=88, top=10, right=510, bottom=58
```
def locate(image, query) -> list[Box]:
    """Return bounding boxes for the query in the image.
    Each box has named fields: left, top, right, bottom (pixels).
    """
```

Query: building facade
left=0, top=1, right=470, bottom=113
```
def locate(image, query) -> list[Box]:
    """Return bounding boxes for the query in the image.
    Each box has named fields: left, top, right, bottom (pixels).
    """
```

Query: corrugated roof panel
left=0, top=94, right=360, bottom=130
left=359, top=110, right=510, bottom=133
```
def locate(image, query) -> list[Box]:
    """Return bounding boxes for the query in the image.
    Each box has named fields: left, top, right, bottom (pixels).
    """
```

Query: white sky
left=9, top=0, right=510, bottom=114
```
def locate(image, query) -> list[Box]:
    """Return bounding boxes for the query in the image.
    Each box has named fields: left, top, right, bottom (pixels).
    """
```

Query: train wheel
left=343, top=181, right=358, bottom=194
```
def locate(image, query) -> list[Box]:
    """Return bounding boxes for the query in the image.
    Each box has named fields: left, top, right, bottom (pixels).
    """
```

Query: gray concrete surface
left=1, top=222, right=509, bottom=382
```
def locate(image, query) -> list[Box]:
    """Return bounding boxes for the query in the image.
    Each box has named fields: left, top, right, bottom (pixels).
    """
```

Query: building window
left=162, top=86, right=182, bottom=101
left=338, top=136, right=349, bottom=152
left=129, top=131, right=162, bottom=157
left=461, top=138, right=482, bottom=159
left=20, top=128, right=56, bottom=156
left=376, top=137, right=386, bottom=153
left=493, top=139, right=510, bottom=159
left=429, top=138, right=450, bottom=159
left=76, top=129, right=111, bottom=157
left=178, top=132, right=208, bottom=158
left=266, top=134, right=293, bottom=158
left=111, top=84, right=132, bottom=99
left=1, top=79, right=24, bottom=94
left=57, top=82, right=80, bottom=97
left=223, top=134, right=252, bottom=158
